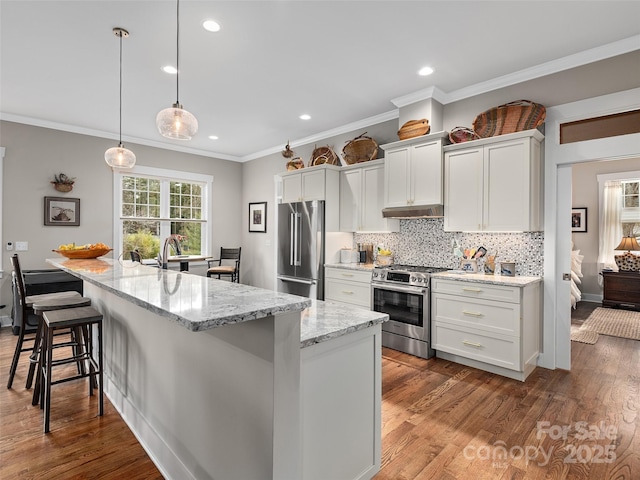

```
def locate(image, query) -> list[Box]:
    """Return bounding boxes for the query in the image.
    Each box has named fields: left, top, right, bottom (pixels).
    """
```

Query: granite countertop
left=46, top=257, right=387, bottom=347
left=325, top=263, right=375, bottom=271
left=300, top=300, right=388, bottom=348
left=46, top=258, right=311, bottom=332
left=431, top=271, right=542, bottom=286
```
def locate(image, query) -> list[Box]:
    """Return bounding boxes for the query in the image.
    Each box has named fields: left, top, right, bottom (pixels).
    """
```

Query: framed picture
left=248, top=202, right=267, bottom=233
left=571, top=207, right=587, bottom=233
left=44, top=196, right=80, bottom=226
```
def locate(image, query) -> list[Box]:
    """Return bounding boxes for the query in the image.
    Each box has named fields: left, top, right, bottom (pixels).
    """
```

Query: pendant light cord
left=176, top=0, right=180, bottom=104
left=119, top=30, right=123, bottom=145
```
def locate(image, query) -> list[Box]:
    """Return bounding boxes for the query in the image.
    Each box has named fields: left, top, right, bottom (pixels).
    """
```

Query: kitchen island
left=46, top=257, right=387, bottom=480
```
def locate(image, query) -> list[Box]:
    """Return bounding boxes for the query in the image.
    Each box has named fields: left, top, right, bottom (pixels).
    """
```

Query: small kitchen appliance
left=371, top=264, right=449, bottom=359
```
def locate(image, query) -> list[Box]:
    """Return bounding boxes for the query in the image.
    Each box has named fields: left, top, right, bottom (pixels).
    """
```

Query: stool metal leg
left=98, top=321, right=103, bottom=416
left=44, top=323, right=54, bottom=433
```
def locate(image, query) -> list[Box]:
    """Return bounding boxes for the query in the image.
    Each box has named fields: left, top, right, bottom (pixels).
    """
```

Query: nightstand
left=601, top=271, right=640, bottom=310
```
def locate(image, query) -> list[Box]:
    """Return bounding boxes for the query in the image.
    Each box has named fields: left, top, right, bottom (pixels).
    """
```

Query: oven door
left=371, top=282, right=428, bottom=342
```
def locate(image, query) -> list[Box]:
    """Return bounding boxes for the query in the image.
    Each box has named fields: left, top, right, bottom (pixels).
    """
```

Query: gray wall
left=1, top=120, right=242, bottom=319
left=571, top=157, right=640, bottom=299
left=240, top=119, right=398, bottom=289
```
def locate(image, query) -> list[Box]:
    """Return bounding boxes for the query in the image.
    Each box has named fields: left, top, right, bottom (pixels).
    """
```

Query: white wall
left=1, top=121, right=242, bottom=317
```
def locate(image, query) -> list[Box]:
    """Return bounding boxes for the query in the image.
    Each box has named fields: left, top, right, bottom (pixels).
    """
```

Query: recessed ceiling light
left=208, top=135, right=219, bottom=140
left=299, top=114, right=311, bottom=120
left=162, top=65, right=178, bottom=74
left=418, top=66, right=434, bottom=76
left=202, top=20, right=221, bottom=32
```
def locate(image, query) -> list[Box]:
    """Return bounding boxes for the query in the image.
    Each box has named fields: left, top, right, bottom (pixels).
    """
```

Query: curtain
left=598, top=180, right=623, bottom=281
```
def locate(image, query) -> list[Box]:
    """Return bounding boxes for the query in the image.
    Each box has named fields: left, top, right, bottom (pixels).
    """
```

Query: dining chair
left=206, top=247, right=241, bottom=283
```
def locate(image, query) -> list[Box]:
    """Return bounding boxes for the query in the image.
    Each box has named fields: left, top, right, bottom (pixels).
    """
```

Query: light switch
left=15, top=241, right=28, bottom=251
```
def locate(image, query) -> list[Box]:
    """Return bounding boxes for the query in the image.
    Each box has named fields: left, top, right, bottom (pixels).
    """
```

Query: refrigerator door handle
left=289, top=213, right=295, bottom=266
left=278, top=276, right=316, bottom=285
left=294, top=213, right=301, bottom=266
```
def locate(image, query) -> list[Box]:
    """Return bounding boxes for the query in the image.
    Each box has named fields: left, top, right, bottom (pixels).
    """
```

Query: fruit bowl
left=53, top=248, right=112, bottom=259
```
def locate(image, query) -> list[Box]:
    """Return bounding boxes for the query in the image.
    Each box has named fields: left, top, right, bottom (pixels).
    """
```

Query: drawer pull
left=342, top=290, right=354, bottom=295
left=462, top=287, right=482, bottom=293
left=341, top=273, right=354, bottom=277
left=462, top=310, right=484, bottom=317
left=463, top=340, right=483, bottom=348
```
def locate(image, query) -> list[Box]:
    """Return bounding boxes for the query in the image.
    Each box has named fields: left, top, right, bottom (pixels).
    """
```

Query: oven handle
left=371, top=282, right=426, bottom=295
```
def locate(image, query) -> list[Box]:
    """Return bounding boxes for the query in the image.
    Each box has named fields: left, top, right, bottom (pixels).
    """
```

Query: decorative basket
left=448, top=126, right=481, bottom=144
left=472, top=100, right=546, bottom=138
left=53, top=248, right=112, bottom=259
left=52, top=182, right=73, bottom=192
left=397, top=119, right=430, bottom=140
left=342, top=132, right=378, bottom=165
left=286, top=158, right=304, bottom=171
left=309, top=145, right=338, bottom=167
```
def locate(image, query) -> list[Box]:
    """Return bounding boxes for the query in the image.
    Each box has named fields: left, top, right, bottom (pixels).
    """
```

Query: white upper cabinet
left=339, top=160, right=399, bottom=232
left=381, top=132, right=449, bottom=209
left=443, top=130, right=544, bottom=232
left=279, top=164, right=341, bottom=231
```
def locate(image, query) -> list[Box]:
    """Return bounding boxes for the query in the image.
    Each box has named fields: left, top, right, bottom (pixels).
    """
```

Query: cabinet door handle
left=463, top=340, right=483, bottom=348
left=342, top=290, right=354, bottom=295
left=462, top=310, right=484, bottom=317
left=462, top=287, right=482, bottom=293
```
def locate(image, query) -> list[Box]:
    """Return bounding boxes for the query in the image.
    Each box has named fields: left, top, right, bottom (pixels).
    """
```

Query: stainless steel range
left=371, top=264, right=449, bottom=359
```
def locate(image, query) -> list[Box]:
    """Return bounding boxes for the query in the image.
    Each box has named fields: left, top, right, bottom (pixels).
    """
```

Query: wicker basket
left=473, top=100, right=546, bottom=138
left=448, top=126, right=481, bottom=144
left=53, top=248, right=112, bottom=259
left=286, top=158, right=304, bottom=171
left=309, top=146, right=338, bottom=167
left=342, top=132, right=378, bottom=165
left=52, top=182, right=73, bottom=192
left=397, top=119, right=430, bottom=140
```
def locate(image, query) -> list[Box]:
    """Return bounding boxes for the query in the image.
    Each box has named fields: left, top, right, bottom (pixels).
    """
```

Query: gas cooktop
left=371, top=264, right=450, bottom=287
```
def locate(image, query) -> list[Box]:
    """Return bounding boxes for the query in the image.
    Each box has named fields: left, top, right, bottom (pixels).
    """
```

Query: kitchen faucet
left=159, top=234, right=184, bottom=269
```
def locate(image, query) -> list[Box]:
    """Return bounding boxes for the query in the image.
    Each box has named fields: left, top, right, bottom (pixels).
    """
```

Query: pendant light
left=156, top=0, right=198, bottom=140
left=105, top=27, right=136, bottom=169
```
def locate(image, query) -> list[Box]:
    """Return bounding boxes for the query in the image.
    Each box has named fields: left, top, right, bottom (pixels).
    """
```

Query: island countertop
left=46, top=257, right=311, bottom=332
left=46, top=257, right=387, bottom=346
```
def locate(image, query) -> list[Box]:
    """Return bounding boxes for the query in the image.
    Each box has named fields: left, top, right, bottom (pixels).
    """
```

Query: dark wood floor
left=1, top=301, right=637, bottom=479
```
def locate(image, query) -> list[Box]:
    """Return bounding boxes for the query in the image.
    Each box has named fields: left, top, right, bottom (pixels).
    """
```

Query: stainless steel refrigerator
left=277, top=200, right=325, bottom=300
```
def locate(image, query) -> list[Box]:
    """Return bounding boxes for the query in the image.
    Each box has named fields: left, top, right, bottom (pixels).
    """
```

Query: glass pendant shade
left=105, top=143, right=136, bottom=168
left=156, top=103, right=198, bottom=140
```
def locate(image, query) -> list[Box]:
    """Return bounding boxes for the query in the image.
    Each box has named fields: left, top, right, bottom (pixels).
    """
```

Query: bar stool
left=38, top=305, right=104, bottom=433
left=30, top=297, right=94, bottom=404
left=7, top=254, right=91, bottom=390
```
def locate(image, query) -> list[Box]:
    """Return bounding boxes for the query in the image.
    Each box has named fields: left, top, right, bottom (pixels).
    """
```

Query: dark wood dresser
left=601, top=271, right=640, bottom=310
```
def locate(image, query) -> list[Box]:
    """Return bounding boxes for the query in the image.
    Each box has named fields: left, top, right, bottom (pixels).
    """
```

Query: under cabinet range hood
left=382, top=204, right=444, bottom=219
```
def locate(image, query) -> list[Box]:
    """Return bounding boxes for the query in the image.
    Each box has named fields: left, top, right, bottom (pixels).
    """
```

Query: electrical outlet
left=15, top=241, right=28, bottom=251
left=6, top=242, right=13, bottom=251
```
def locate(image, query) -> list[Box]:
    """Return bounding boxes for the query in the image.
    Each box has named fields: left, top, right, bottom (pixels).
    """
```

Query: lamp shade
left=105, top=144, right=136, bottom=169
left=156, top=103, right=198, bottom=140
left=614, top=236, right=640, bottom=252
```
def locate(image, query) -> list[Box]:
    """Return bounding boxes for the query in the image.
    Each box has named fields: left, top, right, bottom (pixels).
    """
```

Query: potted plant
left=51, top=173, right=75, bottom=192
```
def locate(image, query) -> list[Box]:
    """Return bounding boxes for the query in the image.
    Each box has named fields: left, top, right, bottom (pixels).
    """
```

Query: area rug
left=570, top=323, right=599, bottom=344
left=573, top=307, right=640, bottom=343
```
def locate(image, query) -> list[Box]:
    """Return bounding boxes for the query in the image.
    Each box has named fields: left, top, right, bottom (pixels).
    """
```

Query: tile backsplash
left=354, top=218, right=544, bottom=276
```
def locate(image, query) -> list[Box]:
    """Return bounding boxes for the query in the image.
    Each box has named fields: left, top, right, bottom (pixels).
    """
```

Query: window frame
left=113, top=165, right=213, bottom=261
left=598, top=170, right=640, bottom=239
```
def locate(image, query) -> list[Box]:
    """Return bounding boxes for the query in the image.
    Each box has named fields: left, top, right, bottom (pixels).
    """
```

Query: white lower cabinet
left=431, top=276, right=542, bottom=381
left=325, top=267, right=372, bottom=309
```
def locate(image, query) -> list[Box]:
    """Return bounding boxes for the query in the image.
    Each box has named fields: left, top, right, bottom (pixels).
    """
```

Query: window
left=622, top=180, right=640, bottom=238
left=114, top=166, right=212, bottom=261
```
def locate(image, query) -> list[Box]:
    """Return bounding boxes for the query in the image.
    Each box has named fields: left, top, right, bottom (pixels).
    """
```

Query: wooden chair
left=206, top=248, right=241, bottom=283
left=7, top=254, right=91, bottom=390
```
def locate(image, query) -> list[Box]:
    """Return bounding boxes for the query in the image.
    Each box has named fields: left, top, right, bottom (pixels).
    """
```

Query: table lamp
left=614, top=236, right=640, bottom=272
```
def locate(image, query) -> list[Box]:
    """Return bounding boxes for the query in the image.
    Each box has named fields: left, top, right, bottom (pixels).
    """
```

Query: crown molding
left=0, top=113, right=241, bottom=162
left=240, top=109, right=399, bottom=162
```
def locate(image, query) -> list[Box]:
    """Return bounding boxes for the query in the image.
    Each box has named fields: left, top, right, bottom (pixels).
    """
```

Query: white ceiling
left=1, top=1, right=640, bottom=162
